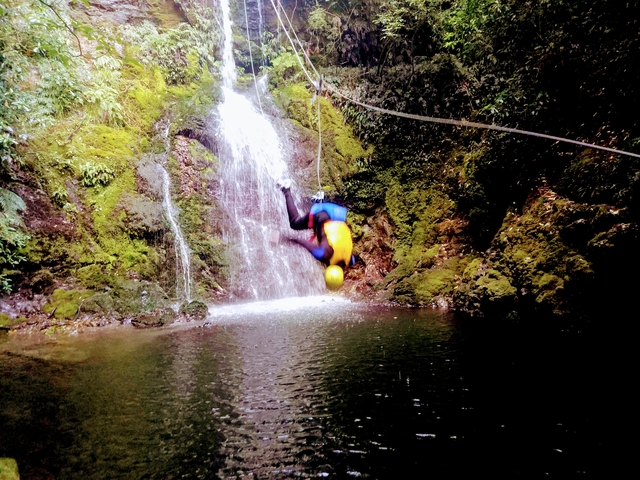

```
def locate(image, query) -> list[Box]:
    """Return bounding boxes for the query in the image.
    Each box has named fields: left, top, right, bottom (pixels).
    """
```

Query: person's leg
left=283, top=188, right=310, bottom=230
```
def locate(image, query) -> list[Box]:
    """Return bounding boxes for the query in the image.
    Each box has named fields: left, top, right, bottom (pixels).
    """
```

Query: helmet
left=325, top=265, right=344, bottom=291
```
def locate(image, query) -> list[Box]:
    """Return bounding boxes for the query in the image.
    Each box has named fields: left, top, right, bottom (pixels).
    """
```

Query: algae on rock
left=1, top=0, right=228, bottom=319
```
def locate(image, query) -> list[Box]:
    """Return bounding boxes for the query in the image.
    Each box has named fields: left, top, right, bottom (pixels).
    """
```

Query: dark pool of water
left=0, top=297, right=626, bottom=478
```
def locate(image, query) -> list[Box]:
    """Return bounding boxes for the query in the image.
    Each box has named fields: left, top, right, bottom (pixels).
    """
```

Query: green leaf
left=0, top=188, right=26, bottom=227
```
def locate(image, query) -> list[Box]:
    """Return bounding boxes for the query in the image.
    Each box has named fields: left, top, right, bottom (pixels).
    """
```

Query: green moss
left=384, top=183, right=457, bottom=285
left=416, top=268, right=456, bottom=301
left=42, top=289, right=93, bottom=319
left=389, top=256, right=469, bottom=305
left=125, top=64, right=167, bottom=131
left=391, top=266, right=454, bottom=305
left=0, top=314, right=17, bottom=328
left=87, top=169, right=156, bottom=276
left=0, top=314, right=27, bottom=328
left=456, top=189, right=606, bottom=316
left=532, top=273, right=565, bottom=306
left=0, top=457, right=19, bottom=480
left=462, top=257, right=483, bottom=280
left=475, top=269, right=518, bottom=300
left=273, top=83, right=372, bottom=194
left=76, top=264, right=111, bottom=289
left=22, top=231, right=105, bottom=270
left=43, top=325, right=66, bottom=336
left=64, top=125, right=138, bottom=172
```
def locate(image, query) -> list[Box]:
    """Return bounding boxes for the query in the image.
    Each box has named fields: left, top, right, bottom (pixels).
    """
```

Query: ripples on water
left=0, top=299, right=623, bottom=478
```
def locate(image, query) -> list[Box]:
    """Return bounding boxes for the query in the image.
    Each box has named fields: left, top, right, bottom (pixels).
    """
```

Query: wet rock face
left=12, top=184, right=75, bottom=238
left=78, top=0, right=151, bottom=25
left=452, top=187, right=639, bottom=319
left=344, top=211, right=396, bottom=298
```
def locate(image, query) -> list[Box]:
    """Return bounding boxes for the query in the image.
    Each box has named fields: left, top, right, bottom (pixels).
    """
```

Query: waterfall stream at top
left=215, top=0, right=324, bottom=300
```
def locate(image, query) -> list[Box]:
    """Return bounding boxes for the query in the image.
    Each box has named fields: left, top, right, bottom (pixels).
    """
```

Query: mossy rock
left=179, top=300, right=208, bottom=319
left=474, top=189, right=613, bottom=317
left=454, top=268, right=519, bottom=318
left=81, top=292, right=115, bottom=314
left=29, top=268, right=55, bottom=294
left=390, top=267, right=456, bottom=306
left=49, top=280, right=170, bottom=317
left=158, top=308, right=176, bottom=325
left=76, top=264, right=111, bottom=290
left=109, top=279, right=170, bottom=314
left=475, top=269, right=518, bottom=301
left=273, top=83, right=371, bottom=194
left=0, top=457, right=19, bottom=480
left=532, top=273, right=565, bottom=308
left=131, top=308, right=176, bottom=328
left=0, top=314, right=25, bottom=329
left=42, top=289, right=94, bottom=319
left=115, top=191, right=165, bottom=237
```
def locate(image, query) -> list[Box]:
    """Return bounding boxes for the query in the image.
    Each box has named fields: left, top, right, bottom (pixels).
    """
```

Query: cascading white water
left=216, top=0, right=323, bottom=300
left=219, top=0, right=236, bottom=88
left=159, top=165, right=192, bottom=302
left=156, top=121, right=191, bottom=302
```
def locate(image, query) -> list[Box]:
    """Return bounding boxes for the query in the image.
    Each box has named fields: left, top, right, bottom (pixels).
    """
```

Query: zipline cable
left=325, top=83, right=640, bottom=159
left=276, top=1, right=321, bottom=79
left=269, top=4, right=640, bottom=160
left=278, top=4, right=324, bottom=193
left=268, top=0, right=317, bottom=86
left=243, top=0, right=264, bottom=115
left=269, top=0, right=327, bottom=195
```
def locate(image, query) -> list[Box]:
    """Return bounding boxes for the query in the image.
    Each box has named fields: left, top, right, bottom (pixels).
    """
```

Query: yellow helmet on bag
left=325, top=265, right=344, bottom=291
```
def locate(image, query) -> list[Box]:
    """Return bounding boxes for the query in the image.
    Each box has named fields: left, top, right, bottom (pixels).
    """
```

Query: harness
left=307, top=203, right=352, bottom=266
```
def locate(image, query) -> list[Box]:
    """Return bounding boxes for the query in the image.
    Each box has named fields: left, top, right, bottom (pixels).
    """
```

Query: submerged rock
left=131, top=308, right=176, bottom=328
left=179, top=300, right=208, bottom=320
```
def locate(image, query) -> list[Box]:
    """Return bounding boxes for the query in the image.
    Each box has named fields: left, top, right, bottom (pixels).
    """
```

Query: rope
left=270, top=0, right=327, bottom=197
left=316, top=75, right=323, bottom=193
left=268, top=0, right=317, bottom=86
left=276, top=1, right=321, bottom=79
left=243, top=0, right=264, bottom=115
left=268, top=4, right=640, bottom=160
left=325, top=84, right=640, bottom=159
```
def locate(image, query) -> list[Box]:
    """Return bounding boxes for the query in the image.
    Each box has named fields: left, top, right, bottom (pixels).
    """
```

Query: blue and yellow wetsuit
left=283, top=189, right=353, bottom=267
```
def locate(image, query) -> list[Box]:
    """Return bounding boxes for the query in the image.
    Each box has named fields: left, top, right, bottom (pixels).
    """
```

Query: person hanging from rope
left=275, top=179, right=354, bottom=291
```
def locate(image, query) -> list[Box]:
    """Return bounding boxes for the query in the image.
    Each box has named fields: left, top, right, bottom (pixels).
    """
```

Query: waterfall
left=158, top=122, right=192, bottom=302
left=216, top=0, right=323, bottom=300
left=219, top=0, right=236, bottom=88
left=160, top=166, right=192, bottom=302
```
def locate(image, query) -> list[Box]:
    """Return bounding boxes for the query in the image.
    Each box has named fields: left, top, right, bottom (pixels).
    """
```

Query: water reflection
left=0, top=302, right=620, bottom=478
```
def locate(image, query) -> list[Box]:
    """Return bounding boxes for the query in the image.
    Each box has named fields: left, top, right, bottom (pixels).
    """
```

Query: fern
left=0, top=188, right=29, bottom=282
left=80, top=162, right=115, bottom=187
